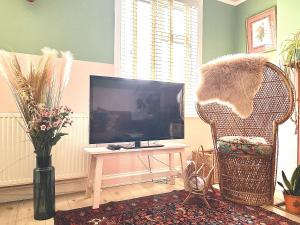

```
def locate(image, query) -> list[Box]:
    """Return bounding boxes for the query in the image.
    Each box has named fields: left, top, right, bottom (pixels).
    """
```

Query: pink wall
left=0, top=53, right=114, bottom=113
left=0, top=52, right=213, bottom=178
left=62, top=60, right=115, bottom=113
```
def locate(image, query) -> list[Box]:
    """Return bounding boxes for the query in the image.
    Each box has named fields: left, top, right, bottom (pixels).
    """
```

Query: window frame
left=114, top=0, right=203, bottom=118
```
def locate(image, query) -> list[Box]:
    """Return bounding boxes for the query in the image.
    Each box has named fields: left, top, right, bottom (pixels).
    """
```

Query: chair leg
left=183, top=192, right=192, bottom=204
left=201, top=196, right=211, bottom=209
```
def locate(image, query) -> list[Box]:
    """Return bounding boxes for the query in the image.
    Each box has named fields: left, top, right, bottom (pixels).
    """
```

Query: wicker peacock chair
left=196, top=62, right=295, bottom=206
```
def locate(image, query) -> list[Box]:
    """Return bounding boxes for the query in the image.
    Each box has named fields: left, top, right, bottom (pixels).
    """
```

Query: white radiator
left=0, top=113, right=89, bottom=187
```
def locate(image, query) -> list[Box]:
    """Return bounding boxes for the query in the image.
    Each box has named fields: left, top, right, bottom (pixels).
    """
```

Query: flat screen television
left=89, top=76, right=184, bottom=146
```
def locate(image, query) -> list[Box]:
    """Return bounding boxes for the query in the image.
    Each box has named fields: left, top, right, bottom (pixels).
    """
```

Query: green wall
left=0, top=0, right=286, bottom=63
left=276, top=0, right=300, bottom=182
left=202, top=0, right=236, bottom=63
left=0, top=0, right=115, bottom=63
left=0, top=0, right=235, bottom=64
left=234, top=0, right=300, bottom=60
left=202, top=0, right=277, bottom=62
left=277, top=0, right=300, bottom=47
left=2, top=0, right=292, bottom=65
left=235, top=0, right=277, bottom=53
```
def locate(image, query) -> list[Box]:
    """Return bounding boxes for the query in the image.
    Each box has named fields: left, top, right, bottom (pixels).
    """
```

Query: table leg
left=180, top=151, right=187, bottom=175
left=92, top=156, right=104, bottom=209
left=85, top=155, right=96, bottom=198
left=169, top=153, right=175, bottom=185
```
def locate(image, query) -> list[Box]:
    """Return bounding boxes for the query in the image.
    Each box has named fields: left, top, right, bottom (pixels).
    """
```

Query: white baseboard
left=0, top=178, right=86, bottom=203
left=0, top=166, right=182, bottom=203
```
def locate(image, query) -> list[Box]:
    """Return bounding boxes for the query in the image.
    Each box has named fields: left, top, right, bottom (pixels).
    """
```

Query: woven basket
left=217, top=151, right=273, bottom=206
left=192, top=150, right=219, bottom=184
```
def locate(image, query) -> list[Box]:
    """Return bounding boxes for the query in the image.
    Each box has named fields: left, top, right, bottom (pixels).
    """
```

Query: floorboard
left=0, top=201, right=18, bottom=225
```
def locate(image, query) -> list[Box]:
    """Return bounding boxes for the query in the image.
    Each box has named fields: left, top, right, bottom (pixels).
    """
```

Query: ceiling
left=217, top=0, right=248, bottom=6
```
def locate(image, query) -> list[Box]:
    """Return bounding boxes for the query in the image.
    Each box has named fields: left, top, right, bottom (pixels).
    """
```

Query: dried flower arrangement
left=0, top=48, right=73, bottom=157
left=0, top=48, right=74, bottom=219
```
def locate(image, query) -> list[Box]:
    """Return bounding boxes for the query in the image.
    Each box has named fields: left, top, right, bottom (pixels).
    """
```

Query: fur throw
left=197, top=54, right=268, bottom=119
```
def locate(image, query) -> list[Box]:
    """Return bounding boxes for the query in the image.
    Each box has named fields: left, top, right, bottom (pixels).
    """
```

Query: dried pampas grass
left=0, top=48, right=73, bottom=129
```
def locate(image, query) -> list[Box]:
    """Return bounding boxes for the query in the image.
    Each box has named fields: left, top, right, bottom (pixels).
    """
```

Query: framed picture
left=246, top=7, right=277, bottom=53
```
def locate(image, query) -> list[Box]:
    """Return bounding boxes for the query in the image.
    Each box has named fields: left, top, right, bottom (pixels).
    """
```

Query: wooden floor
left=0, top=178, right=299, bottom=225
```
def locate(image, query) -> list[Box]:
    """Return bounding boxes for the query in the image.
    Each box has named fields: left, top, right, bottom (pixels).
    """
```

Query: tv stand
left=84, top=143, right=187, bottom=209
left=123, top=141, right=164, bottom=149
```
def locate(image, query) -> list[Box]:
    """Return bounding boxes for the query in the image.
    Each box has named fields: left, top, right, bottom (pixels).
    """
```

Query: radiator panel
left=0, top=113, right=89, bottom=187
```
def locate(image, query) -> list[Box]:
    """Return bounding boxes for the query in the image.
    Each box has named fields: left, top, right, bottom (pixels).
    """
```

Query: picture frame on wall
left=246, top=7, right=277, bottom=53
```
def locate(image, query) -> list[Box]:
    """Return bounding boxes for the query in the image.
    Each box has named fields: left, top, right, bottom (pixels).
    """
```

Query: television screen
left=89, top=76, right=184, bottom=144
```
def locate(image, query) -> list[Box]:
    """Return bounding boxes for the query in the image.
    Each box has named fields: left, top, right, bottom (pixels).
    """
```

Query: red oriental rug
left=55, top=190, right=299, bottom=225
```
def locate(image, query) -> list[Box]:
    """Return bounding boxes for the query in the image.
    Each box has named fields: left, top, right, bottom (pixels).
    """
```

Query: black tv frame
left=89, top=75, right=184, bottom=148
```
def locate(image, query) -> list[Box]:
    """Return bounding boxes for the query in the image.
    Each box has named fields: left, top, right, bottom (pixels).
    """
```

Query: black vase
left=33, top=155, right=55, bottom=220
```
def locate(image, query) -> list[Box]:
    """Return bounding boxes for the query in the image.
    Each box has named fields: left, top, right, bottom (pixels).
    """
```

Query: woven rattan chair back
left=196, top=62, right=295, bottom=205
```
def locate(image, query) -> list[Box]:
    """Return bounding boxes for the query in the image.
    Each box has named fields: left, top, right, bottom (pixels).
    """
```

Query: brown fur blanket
left=197, top=54, right=268, bottom=119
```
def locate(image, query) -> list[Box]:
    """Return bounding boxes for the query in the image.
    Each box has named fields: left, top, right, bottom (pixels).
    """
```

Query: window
left=115, top=0, right=202, bottom=116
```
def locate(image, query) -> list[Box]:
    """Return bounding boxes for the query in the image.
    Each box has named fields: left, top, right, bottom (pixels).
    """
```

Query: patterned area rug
left=55, top=190, right=299, bottom=225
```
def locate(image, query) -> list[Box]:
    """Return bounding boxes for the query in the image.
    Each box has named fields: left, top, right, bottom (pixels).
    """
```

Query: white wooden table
left=84, top=143, right=187, bottom=209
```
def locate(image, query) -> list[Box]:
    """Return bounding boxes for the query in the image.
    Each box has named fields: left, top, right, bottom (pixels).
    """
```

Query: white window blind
left=119, top=0, right=201, bottom=116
